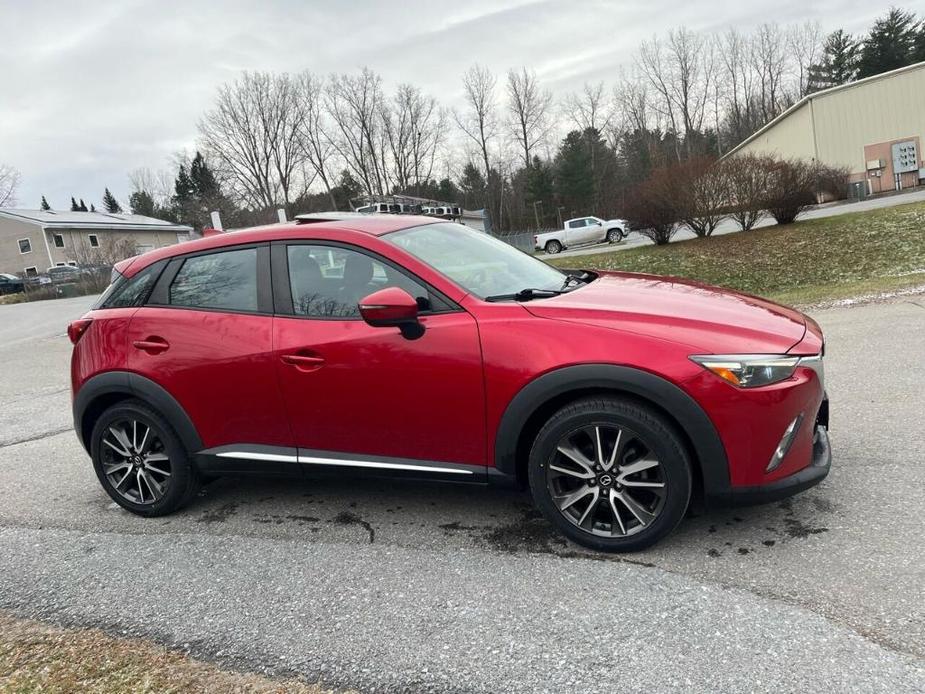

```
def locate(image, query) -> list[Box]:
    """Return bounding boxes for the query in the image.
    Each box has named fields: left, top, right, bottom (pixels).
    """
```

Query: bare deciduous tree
left=506, top=67, right=552, bottom=168
left=0, top=164, right=21, bottom=207
left=198, top=71, right=309, bottom=210
left=455, top=65, right=498, bottom=220
left=638, top=27, right=715, bottom=158
left=382, top=84, right=445, bottom=195
left=788, top=21, right=824, bottom=98
left=563, top=81, right=613, bottom=135
left=296, top=72, right=339, bottom=209
left=128, top=167, right=173, bottom=207
left=327, top=68, right=389, bottom=196
left=751, top=23, right=792, bottom=123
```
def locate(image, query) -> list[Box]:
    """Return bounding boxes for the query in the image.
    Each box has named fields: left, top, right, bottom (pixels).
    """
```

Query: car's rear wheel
left=90, top=399, right=200, bottom=516
left=528, top=397, right=691, bottom=552
left=545, top=240, right=562, bottom=254
left=607, top=229, right=623, bottom=243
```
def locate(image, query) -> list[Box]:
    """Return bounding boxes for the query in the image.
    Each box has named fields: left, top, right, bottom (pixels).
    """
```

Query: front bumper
left=720, top=424, right=831, bottom=506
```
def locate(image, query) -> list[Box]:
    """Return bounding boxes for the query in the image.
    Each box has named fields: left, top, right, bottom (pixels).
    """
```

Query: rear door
left=272, top=241, right=486, bottom=475
left=126, top=244, right=293, bottom=465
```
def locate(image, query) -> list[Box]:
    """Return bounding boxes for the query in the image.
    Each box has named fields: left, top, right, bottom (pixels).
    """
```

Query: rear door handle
left=281, top=354, right=325, bottom=372
left=132, top=337, right=169, bottom=354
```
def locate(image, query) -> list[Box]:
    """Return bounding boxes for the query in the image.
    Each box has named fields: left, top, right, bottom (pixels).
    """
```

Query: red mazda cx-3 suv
left=70, top=215, right=830, bottom=551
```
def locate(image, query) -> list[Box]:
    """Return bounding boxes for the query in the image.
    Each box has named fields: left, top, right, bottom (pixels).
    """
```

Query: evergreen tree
left=90, top=204, right=96, bottom=212
left=173, top=165, right=194, bottom=206
left=436, top=177, right=461, bottom=204
left=554, top=130, right=601, bottom=217
left=78, top=198, right=88, bottom=212
left=458, top=163, right=488, bottom=210
left=40, top=196, right=51, bottom=210
left=102, top=187, right=122, bottom=213
left=189, top=151, right=220, bottom=199
left=808, top=30, right=861, bottom=91
left=857, top=8, right=919, bottom=78
left=915, top=20, right=925, bottom=62
left=525, top=156, right=554, bottom=226
left=70, top=197, right=79, bottom=212
left=129, top=190, right=156, bottom=217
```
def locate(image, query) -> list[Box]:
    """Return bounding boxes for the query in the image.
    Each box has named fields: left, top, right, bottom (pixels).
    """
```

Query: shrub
left=623, top=166, right=683, bottom=245
left=764, top=158, right=818, bottom=225
left=722, top=154, right=774, bottom=231
left=674, top=157, right=729, bottom=237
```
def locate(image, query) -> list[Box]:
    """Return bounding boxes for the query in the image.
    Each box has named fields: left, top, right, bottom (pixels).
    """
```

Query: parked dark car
left=0, top=273, right=25, bottom=295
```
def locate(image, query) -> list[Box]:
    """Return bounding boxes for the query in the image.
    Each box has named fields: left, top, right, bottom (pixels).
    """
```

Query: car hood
left=525, top=271, right=807, bottom=354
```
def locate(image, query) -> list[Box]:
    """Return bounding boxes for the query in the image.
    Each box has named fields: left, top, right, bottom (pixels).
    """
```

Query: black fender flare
left=493, top=364, right=730, bottom=497
left=73, top=371, right=203, bottom=455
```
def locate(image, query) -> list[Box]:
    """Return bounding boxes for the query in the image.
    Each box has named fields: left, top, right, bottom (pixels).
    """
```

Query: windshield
left=388, top=223, right=566, bottom=299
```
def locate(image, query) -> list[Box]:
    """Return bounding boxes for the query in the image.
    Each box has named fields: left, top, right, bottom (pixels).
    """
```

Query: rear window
left=169, top=248, right=258, bottom=312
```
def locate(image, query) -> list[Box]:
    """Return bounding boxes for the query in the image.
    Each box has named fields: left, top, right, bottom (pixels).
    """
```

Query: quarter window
left=169, top=248, right=258, bottom=312
left=287, top=245, right=434, bottom=318
left=18, top=238, right=32, bottom=254
left=103, top=264, right=160, bottom=308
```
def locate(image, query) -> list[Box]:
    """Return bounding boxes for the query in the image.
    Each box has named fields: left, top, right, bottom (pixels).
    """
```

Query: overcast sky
left=0, top=0, right=906, bottom=210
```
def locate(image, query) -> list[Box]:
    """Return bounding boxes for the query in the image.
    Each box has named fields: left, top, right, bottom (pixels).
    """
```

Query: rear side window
left=100, top=264, right=161, bottom=309
left=169, top=248, right=258, bottom=312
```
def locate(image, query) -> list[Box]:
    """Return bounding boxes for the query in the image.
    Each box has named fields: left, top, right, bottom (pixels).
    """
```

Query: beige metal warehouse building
left=0, top=209, right=192, bottom=277
left=726, top=61, right=925, bottom=197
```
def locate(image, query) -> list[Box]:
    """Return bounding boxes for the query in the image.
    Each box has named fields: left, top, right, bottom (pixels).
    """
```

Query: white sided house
left=725, top=61, right=925, bottom=197
left=0, top=209, right=193, bottom=277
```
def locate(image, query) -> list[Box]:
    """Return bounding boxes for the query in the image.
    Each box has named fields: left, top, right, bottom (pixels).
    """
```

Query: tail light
left=68, top=318, right=93, bottom=344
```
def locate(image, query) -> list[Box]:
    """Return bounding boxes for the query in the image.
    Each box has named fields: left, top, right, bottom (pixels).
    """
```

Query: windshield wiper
left=484, top=287, right=564, bottom=302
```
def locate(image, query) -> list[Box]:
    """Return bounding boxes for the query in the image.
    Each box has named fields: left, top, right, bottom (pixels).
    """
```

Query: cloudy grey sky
left=0, top=0, right=903, bottom=210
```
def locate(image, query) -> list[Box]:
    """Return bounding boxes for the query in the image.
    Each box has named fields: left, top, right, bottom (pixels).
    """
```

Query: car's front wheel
left=545, top=240, right=562, bottom=254
left=528, top=396, right=691, bottom=552
left=90, top=399, right=200, bottom=516
left=607, top=228, right=623, bottom=243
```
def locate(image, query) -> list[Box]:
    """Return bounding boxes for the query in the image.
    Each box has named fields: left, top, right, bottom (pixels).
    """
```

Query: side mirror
left=359, top=287, right=424, bottom=340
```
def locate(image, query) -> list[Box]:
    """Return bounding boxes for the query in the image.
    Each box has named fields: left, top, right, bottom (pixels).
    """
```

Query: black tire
left=90, top=399, right=200, bottom=517
left=606, top=228, right=623, bottom=244
left=528, top=396, right=691, bottom=552
left=545, top=240, right=562, bottom=254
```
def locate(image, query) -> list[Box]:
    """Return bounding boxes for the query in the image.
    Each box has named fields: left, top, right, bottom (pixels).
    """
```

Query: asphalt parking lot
left=0, top=295, right=923, bottom=692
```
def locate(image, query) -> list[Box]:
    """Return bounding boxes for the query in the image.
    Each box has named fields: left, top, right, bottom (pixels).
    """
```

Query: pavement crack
left=0, top=426, right=74, bottom=450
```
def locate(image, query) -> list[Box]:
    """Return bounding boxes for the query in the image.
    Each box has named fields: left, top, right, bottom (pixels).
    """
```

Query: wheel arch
left=73, top=371, right=203, bottom=455
left=493, top=364, right=730, bottom=503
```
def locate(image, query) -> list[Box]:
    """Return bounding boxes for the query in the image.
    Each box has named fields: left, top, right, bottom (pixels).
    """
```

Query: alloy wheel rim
left=546, top=424, right=667, bottom=537
left=100, top=418, right=171, bottom=505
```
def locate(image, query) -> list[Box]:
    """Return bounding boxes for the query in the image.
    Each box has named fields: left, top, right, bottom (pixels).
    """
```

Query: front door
left=273, top=242, right=486, bottom=475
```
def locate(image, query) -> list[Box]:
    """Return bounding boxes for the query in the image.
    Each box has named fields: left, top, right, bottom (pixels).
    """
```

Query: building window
left=55, top=262, right=66, bottom=267
left=176, top=232, right=189, bottom=244
left=67, top=261, right=78, bottom=267
left=53, top=233, right=65, bottom=248
left=18, top=238, right=32, bottom=254
left=24, top=266, right=38, bottom=277
left=88, top=234, right=100, bottom=248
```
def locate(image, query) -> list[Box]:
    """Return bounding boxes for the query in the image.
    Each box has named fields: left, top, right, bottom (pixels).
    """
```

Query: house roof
left=724, top=60, right=925, bottom=159
left=0, top=208, right=193, bottom=232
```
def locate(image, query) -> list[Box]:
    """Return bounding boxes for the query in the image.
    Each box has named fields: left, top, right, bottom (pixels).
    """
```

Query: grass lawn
left=0, top=613, right=343, bottom=694
left=548, top=201, right=925, bottom=305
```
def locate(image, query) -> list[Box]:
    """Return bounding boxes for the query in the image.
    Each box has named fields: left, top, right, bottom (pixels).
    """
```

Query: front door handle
left=132, top=337, right=169, bottom=354
left=281, top=354, right=325, bottom=372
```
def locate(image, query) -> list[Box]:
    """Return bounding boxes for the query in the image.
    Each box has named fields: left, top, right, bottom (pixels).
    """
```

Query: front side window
left=287, top=245, right=431, bottom=318
left=388, top=223, right=565, bottom=299
left=18, top=238, right=32, bottom=254
left=169, top=248, right=258, bottom=312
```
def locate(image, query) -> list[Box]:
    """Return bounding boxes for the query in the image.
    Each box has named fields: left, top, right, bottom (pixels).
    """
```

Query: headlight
left=689, top=354, right=801, bottom=388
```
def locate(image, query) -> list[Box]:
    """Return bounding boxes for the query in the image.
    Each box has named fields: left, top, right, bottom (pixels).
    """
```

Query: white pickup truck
left=534, top=216, right=628, bottom=254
